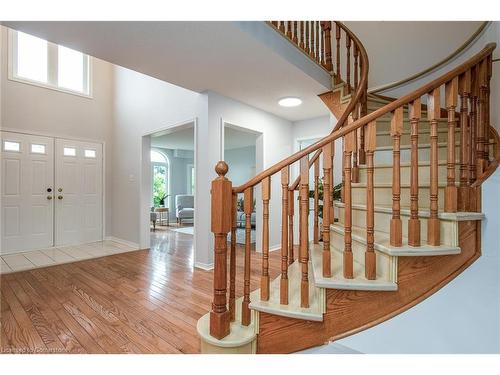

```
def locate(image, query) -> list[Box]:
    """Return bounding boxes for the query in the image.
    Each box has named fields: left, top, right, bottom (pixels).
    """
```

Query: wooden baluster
left=293, top=21, right=298, bottom=44
left=365, top=120, right=377, bottom=279
left=241, top=187, right=253, bottom=326
left=330, top=141, right=335, bottom=224
left=358, top=67, right=366, bottom=166
left=343, top=130, right=355, bottom=278
left=458, top=71, right=471, bottom=211
left=299, top=156, right=310, bottom=307
left=313, top=159, right=320, bottom=244
left=428, top=88, right=441, bottom=245
left=210, top=161, right=231, bottom=339
left=352, top=110, right=360, bottom=183
left=335, top=23, right=341, bottom=84
left=261, top=177, right=270, bottom=301
left=305, top=21, right=310, bottom=55
left=271, top=21, right=278, bottom=28
left=279, top=21, right=285, bottom=33
left=484, top=56, right=492, bottom=164
left=320, top=23, right=325, bottom=66
left=321, top=21, right=332, bottom=71
left=299, top=21, right=305, bottom=49
left=346, top=35, right=351, bottom=93
left=390, top=107, right=403, bottom=247
left=476, top=60, right=487, bottom=175
left=315, top=21, right=320, bottom=63
left=288, top=189, right=295, bottom=265
left=444, top=78, right=458, bottom=213
left=470, top=65, right=478, bottom=185
left=286, top=21, right=292, bottom=39
left=322, top=144, right=332, bottom=277
left=408, top=99, right=421, bottom=247
left=229, top=192, right=237, bottom=321
left=354, top=44, right=359, bottom=91
left=280, top=167, right=289, bottom=305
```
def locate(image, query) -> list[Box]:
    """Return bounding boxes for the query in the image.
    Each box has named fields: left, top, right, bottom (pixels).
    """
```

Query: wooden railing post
left=470, top=65, right=478, bottom=185
left=476, top=60, right=487, bottom=175
left=299, top=21, right=305, bottom=49
left=408, top=99, right=421, bottom=247
left=445, top=77, right=458, bottom=212
left=293, top=21, right=298, bottom=44
left=299, top=156, right=310, bottom=307
left=390, top=107, right=403, bottom=247
left=313, top=159, right=320, bottom=244
left=286, top=21, right=292, bottom=39
left=241, top=187, right=253, bottom=326
left=428, top=88, right=441, bottom=245
left=346, top=35, right=352, bottom=93
left=321, top=21, right=333, bottom=71
left=458, top=71, right=471, bottom=211
left=315, top=21, right=320, bottom=64
left=288, top=189, right=295, bottom=265
left=330, top=141, right=335, bottom=224
left=305, top=21, right=311, bottom=55
left=365, top=120, right=377, bottom=279
left=280, top=167, right=289, bottom=305
left=261, top=177, right=271, bottom=301
left=335, top=23, right=341, bottom=84
left=210, top=161, right=232, bottom=339
left=229, top=192, right=237, bottom=321
left=279, top=21, right=285, bottom=33
left=343, top=131, right=355, bottom=278
left=322, top=143, right=332, bottom=277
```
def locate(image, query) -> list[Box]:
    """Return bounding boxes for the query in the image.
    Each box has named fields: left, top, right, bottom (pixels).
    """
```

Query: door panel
left=1, top=132, right=54, bottom=254
left=55, top=139, right=102, bottom=246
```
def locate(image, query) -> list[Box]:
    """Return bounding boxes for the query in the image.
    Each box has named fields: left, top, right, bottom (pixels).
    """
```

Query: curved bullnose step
left=249, top=261, right=325, bottom=322
left=197, top=297, right=258, bottom=354
left=330, top=223, right=463, bottom=257
left=310, top=243, right=398, bottom=291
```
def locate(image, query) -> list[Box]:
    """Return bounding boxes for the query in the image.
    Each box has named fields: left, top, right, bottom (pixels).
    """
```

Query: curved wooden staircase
left=196, top=21, right=499, bottom=353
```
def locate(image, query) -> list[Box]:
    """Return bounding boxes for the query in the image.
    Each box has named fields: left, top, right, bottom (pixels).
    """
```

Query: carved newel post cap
left=215, top=161, right=228, bottom=177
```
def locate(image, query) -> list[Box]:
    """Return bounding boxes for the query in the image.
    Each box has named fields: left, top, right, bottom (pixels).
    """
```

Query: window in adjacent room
left=9, top=29, right=91, bottom=96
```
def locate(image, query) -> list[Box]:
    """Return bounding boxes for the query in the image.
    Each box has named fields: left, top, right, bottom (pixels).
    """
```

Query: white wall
left=0, top=25, right=115, bottom=237
left=224, top=146, right=256, bottom=187
left=208, top=91, right=293, bottom=252
left=111, top=65, right=205, bottom=254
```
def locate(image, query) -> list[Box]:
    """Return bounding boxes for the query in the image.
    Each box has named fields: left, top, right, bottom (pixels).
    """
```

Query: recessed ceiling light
left=278, top=97, right=302, bottom=107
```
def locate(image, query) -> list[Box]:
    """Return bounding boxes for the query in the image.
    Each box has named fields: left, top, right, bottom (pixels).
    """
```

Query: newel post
left=210, top=161, right=232, bottom=340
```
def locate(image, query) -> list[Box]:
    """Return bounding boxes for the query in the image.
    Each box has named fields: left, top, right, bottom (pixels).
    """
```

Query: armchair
left=176, top=195, right=194, bottom=225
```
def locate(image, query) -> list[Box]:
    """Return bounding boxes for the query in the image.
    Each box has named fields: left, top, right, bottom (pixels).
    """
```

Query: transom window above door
left=9, top=29, right=91, bottom=97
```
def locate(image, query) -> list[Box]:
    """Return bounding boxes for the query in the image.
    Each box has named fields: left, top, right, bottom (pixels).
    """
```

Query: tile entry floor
left=0, top=241, right=137, bottom=274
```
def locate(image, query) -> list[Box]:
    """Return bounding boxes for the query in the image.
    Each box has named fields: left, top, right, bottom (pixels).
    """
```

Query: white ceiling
left=2, top=21, right=331, bottom=122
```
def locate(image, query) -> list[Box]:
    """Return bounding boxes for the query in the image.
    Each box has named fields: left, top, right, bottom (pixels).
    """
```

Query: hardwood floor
left=0, top=228, right=280, bottom=353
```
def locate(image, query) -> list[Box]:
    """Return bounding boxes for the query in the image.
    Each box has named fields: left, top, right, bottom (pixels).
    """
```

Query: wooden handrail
left=471, top=126, right=500, bottom=188
left=233, top=43, right=495, bottom=194
left=369, top=22, right=490, bottom=94
left=236, top=21, right=369, bottom=194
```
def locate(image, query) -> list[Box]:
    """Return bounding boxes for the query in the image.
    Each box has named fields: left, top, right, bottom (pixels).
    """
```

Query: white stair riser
left=329, top=229, right=397, bottom=281
left=374, top=145, right=460, bottom=164
left=358, top=163, right=461, bottom=185
left=352, top=185, right=445, bottom=209
left=375, top=130, right=459, bottom=147
left=337, top=207, right=459, bottom=247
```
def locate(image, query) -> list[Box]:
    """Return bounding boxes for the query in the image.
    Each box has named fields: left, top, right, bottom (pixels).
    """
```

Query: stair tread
left=197, top=296, right=257, bottom=348
left=330, top=223, right=461, bottom=256
left=249, top=260, right=324, bottom=322
left=334, top=201, right=485, bottom=221
left=310, top=243, right=398, bottom=291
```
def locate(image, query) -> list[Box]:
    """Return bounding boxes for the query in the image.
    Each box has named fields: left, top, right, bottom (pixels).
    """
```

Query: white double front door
left=1, top=131, right=103, bottom=254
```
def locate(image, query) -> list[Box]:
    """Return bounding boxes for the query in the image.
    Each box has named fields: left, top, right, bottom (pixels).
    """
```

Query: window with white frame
left=9, top=29, right=91, bottom=96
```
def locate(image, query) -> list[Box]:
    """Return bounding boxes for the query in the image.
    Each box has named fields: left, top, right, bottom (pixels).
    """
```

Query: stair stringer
left=255, top=219, right=481, bottom=353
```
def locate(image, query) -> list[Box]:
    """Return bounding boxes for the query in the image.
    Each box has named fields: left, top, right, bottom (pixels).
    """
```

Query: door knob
left=58, top=195, right=63, bottom=200
left=47, top=195, right=53, bottom=200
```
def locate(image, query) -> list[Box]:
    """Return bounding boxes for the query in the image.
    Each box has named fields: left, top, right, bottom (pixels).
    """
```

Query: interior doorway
left=141, top=120, right=196, bottom=249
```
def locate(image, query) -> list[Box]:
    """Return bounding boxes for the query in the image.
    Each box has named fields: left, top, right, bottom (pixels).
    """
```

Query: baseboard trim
left=195, top=261, right=214, bottom=271
left=105, top=236, right=141, bottom=250
left=269, top=245, right=282, bottom=252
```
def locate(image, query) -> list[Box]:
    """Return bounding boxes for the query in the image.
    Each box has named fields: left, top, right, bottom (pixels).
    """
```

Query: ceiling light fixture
left=278, top=97, right=302, bottom=107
